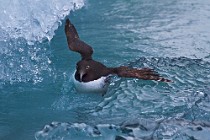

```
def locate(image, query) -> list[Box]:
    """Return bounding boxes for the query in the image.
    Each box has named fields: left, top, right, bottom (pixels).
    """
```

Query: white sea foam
left=0, top=0, right=85, bottom=44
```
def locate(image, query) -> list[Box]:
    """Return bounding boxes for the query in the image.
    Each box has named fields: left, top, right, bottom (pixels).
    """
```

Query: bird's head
left=75, top=60, right=94, bottom=82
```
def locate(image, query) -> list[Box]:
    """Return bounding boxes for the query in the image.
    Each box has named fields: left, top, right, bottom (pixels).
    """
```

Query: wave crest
left=0, top=0, right=85, bottom=43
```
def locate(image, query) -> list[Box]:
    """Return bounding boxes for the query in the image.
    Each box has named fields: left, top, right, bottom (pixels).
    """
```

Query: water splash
left=0, top=0, right=85, bottom=88
left=0, top=0, right=85, bottom=43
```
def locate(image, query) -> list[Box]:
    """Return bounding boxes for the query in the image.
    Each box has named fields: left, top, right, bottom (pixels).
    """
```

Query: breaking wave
left=0, top=0, right=85, bottom=88
left=0, top=0, right=84, bottom=43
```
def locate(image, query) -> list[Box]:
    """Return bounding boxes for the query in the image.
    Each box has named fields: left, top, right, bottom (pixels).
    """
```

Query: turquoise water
left=1, top=0, right=210, bottom=139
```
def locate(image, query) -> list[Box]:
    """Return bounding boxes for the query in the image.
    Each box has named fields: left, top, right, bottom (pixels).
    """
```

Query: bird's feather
left=113, top=66, right=171, bottom=82
left=65, top=19, right=93, bottom=60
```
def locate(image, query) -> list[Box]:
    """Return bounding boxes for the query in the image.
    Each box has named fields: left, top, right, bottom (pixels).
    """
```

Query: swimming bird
left=65, top=18, right=171, bottom=94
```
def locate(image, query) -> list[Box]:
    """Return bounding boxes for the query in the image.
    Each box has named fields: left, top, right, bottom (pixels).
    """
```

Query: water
left=1, top=0, right=210, bottom=139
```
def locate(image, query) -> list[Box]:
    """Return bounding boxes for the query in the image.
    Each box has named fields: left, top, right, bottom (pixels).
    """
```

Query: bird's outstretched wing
left=65, top=19, right=93, bottom=60
left=112, top=66, right=171, bottom=82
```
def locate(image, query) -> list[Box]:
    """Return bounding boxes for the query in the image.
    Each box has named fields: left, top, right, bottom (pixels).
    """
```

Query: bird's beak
left=79, top=71, right=85, bottom=82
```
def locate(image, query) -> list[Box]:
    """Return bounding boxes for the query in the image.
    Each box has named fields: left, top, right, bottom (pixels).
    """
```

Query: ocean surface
left=0, top=0, right=210, bottom=139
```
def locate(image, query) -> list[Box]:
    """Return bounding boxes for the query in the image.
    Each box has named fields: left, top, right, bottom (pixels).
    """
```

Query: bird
left=64, top=18, right=171, bottom=94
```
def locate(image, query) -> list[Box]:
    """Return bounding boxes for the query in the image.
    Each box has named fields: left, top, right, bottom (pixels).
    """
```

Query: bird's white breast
left=72, top=71, right=109, bottom=94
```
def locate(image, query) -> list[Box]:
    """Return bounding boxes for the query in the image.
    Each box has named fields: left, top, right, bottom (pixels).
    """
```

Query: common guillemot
left=65, top=19, right=171, bottom=94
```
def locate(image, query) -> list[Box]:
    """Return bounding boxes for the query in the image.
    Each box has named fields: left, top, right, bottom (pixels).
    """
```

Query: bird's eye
left=86, top=65, right=90, bottom=69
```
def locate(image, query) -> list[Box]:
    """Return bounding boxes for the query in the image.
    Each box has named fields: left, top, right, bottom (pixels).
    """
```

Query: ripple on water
left=36, top=57, right=210, bottom=139
left=93, top=57, right=210, bottom=121
left=35, top=118, right=210, bottom=140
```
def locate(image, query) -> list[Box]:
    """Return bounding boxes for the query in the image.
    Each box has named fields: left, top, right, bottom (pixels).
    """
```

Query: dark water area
left=0, top=0, right=210, bottom=139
